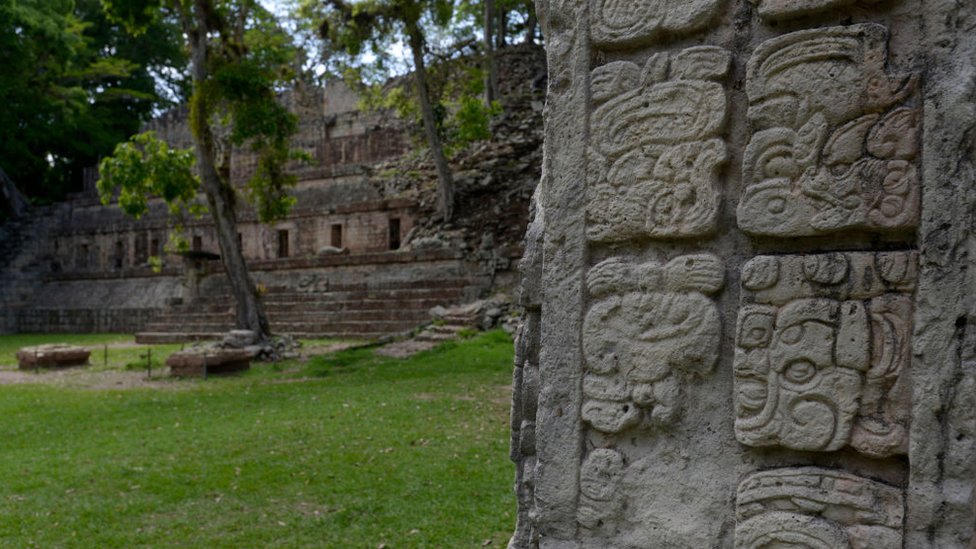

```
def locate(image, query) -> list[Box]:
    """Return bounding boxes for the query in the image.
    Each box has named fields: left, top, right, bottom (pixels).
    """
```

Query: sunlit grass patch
left=0, top=330, right=516, bottom=547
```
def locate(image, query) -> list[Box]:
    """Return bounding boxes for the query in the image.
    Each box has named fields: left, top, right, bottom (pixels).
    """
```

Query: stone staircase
left=136, top=277, right=476, bottom=342
left=0, top=205, right=66, bottom=332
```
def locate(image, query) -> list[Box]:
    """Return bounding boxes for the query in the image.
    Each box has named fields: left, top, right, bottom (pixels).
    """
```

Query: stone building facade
left=0, top=83, right=478, bottom=336
left=510, top=0, right=976, bottom=547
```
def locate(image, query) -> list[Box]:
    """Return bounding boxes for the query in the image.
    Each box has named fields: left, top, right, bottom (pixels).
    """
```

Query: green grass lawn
left=0, top=331, right=516, bottom=548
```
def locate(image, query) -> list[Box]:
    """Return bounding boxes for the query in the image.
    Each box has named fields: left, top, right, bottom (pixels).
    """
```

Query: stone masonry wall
left=510, top=0, right=976, bottom=547
left=16, top=308, right=163, bottom=334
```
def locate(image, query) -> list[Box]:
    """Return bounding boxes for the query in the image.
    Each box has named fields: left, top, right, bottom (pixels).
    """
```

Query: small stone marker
left=16, top=344, right=91, bottom=369
left=166, top=348, right=250, bottom=377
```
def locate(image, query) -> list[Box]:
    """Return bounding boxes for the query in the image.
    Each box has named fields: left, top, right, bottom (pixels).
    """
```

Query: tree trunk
left=524, top=3, right=537, bottom=44
left=496, top=7, right=507, bottom=49
left=483, top=0, right=499, bottom=106
left=0, top=166, right=28, bottom=218
left=406, top=21, right=455, bottom=221
left=188, top=0, right=271, bottom=339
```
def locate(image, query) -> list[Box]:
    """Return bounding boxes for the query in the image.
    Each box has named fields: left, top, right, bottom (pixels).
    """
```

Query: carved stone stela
left=582, top=254, right=723, bottom=434
left=517, top=0, right=976, bottom=542
left=733, top=251, right=915, bottom=457
left=587, top=47, right=730, bottom=242
left=738, top=25, right=919, bottom=237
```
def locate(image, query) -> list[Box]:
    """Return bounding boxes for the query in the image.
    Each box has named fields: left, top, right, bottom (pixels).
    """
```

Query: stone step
left=259, top=278, right=472, bottom=293
left=134, top=332, right=224, bottom=344
left=168, top=297, right=460, bottom=314
left=144, top=319, right=420, bottom=335
left=270, top=320, right=419, bottom=333
left=189, top=287, right=467, bottom=305
left=150, top=308, right=432, bottom=324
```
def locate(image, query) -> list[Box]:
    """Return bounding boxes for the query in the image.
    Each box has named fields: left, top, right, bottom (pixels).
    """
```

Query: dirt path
left=0, top=367, right=184, bottom=390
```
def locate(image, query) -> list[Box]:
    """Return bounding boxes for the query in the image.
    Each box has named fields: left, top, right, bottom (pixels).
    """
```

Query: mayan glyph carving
left=736, top=467, right=904, bottom=548
left=582, top=254, right=723, bottom=433
left=733, top=251, right=915, bottom=457
left=751, top=0, right=886, bottom=21
left=577, top=448, right=626, bottom=533
left=738, top=24, right=919, bottom=237
left=590, top=0, right=722, bottom=48
left=587, top=47, right=730, bottom=242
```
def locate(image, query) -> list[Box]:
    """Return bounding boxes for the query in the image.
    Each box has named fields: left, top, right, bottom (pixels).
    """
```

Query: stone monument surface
left=16, top=344, right=91, bottom=369
left=166, top=348, right=251, bottom=377
left=509, top=0, right=976, bottom=547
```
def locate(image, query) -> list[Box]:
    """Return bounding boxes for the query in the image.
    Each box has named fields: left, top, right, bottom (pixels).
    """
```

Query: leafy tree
left=100, top=0, right=303, bottom=340
left=0, top=0, right=186, bottom=204
left=313, top=0, right=459, bottom=220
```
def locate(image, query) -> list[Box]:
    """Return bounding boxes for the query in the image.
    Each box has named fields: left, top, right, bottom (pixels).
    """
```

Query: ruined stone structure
left=510, top=0, right=976, bottom=547
left=0, top=46, right=546, bottom=338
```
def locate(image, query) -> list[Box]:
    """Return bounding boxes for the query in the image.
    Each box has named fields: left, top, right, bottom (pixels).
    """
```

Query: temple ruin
left=0, top=46, right=545, bottom=341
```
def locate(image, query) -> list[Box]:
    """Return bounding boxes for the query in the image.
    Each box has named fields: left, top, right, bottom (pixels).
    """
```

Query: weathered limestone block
left=587, top=47, right=730, bottom=242
left=166, top=348, right=250, bottom=377
left=735, top=467, right=903, bottom=548
left=16, top=344, right=90, bottom=369
left=582, top=254, right=723, bottom=433
left=509, top=190, right=544, bottom=549
left=738, top=24, right=919, bottom=237
left=733, top=252, right=913, bottom=457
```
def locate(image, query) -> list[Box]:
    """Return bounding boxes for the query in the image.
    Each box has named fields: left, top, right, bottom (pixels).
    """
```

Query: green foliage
left=97, top=132, right=199, bottom=219
left=0, top=0, right=186, bottom=203
left=100, top=0, right=306, bottom=245
left=100, top=0, right=162, bottom=34
left=0, top=331, right=516, bottom=546
left=166, top=230, right=191, bottom=254
left=446, top=95, right=501, bottom=155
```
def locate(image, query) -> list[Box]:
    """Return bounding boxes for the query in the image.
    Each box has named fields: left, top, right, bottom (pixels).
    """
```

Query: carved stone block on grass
left=166, top=348, right=251, bottom=377
left=16, top=344, right=91, bottom=369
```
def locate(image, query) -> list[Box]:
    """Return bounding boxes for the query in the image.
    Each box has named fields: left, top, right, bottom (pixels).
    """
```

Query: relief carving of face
left=734, top=298, right=868, bottom=451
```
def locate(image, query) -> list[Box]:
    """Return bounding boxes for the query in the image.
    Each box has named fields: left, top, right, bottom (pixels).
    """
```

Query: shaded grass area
left=0, top=330, right=515, bottom=548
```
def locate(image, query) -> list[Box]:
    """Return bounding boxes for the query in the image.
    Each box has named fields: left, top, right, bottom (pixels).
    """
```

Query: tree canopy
left=0, top=0, right=186, bottom=205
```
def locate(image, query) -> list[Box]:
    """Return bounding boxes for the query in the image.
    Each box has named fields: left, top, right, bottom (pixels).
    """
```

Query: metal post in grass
left=34, top=346, right=38, bottom=374
left=147, top=347, right=152, bottom=379
left=103, top=344, right=108, bottom=367
left=203, top=353, right=208, bottom=380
